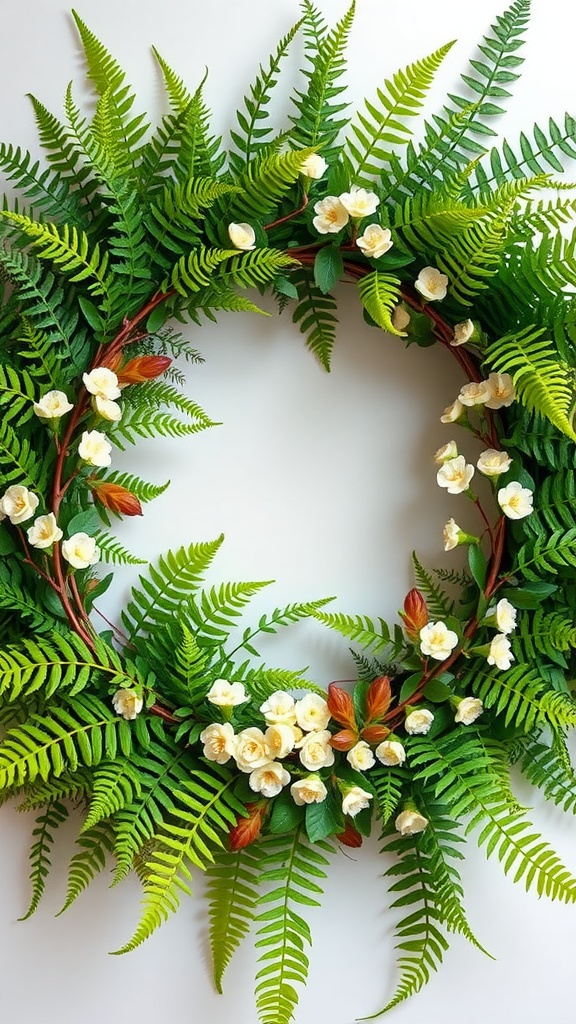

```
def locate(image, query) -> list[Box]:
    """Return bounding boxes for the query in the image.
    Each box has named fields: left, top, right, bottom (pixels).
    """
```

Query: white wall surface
left=1, top=2, right=576, bottom=1023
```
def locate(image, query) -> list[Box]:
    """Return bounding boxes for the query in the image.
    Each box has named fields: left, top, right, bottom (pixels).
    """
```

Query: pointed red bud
left=228, top=802, right=268, bottom=851
left=329, top=728, right=359, bottom=751
left=336, top=821, right=363, bottom=848
left=366, top=675, right=392, bottom=722
left=89, top=481, right=143, bottom=517
left=327, top=682, right=357, bottom=730
left=400, top=588, right=429, bottom=642
left=361, top=724, right=391, bottom=744
left=116, top=355, right=172, bottom=385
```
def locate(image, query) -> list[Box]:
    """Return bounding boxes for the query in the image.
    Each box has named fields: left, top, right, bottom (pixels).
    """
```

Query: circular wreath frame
left=1, top=5, right=576, bottom=1022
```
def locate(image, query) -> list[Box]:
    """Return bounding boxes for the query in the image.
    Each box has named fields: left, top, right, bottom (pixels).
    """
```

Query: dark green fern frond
left=517, top=736, right=576, bottom=814
left=57, top=821, right=115, bottom=914
left=462, top=660, right=576, bottom=732
left=93, top=531, right=146, bottom=566
left=291, top=266, right=338, bottom=369
left=412, top=553, right=453, bottom=619
left=20, top=799, right=69, bottom=920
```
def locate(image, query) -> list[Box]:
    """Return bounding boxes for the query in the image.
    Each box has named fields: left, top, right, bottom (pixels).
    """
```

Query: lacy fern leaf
left=207, top=845, right=263, bottom=992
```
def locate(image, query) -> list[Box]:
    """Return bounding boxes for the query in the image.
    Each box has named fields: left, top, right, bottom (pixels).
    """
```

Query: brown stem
left=264, top=194, right=309, bottom=232
left=149, top=703, right=181, bottom=724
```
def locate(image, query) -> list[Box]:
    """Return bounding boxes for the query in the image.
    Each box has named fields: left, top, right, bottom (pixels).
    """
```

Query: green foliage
left=21, top=800, right=69, bottom=920
left=207, top=845, right=263, bottom=992
left=58, top=821, right=115, bottom=914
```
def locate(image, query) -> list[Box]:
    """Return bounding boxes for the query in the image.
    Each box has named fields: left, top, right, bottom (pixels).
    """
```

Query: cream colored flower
left=498, top=481, right=534, bottom=520
left=404, top=708, right=434, bottom=735
left=440, top=398, right=464, bottom=424
left=434, top=440, right=458, bottom=464
left=112, top=688, right=143, bottom=720
left=260, top=690, right=297, bottom=726
left=297, top=730, right=335, bottom=771
left=391, top=304, right=411, bottom=331
left=26, top=513, right=63, bottom=549
left=495, top=598, right=517, bottom=634
left=77, top=430, right=112, bottom=468
left=61, top=532, right=100, bottom=569
left=443, top=518, right=462, bottom=552
left=487, top=633, right=514, bottom=671
left=458, top=379, right=493, bottom=407
left=419, top=621, right=459, bottom=661
left=300, top=153, right=327, bottom=179
left=342, top=785, right=373, bottom=818
left=375, top=739, right=406, bottom=766
left=294, top=693, right=330, bottom=732
left=484, top=372, right=515, bottom=410
left=200, top=722, right=236, bottom=764
left=290, top=776, right=328, bottom=806
left=82, top=367, right=121, bottom=401
left=33, top=390, right=73, bottom=420
left=356, top=224, right=392, bottom=259
left=339, top=185, right=380, bottom=219
left=249, top=761, right=291, bottom=798
left=93, top=394, right=122, bottom=422
left=265, top=723, right=297, bottom=759
left=234, top=727, right=271, bottom=772
left=1, top=485, right=39, bottom=525
left=395, top=809, right=428, bottom=836
left=436, top=455, right=474, bottom=494
left=312, top=195, right=349, bottom=234
left=415, top=266, right=448, bottom=301
left=454, top=697, right=484, bottom=725
left=451, top=319, right=474, bottom=346
left=206, top=679, right=247, bottom=708
left=477, top=449, right=512, bottom=477
left=346, top=740, right=376, bottom=772
left=227, top=222, right=256, bottom=250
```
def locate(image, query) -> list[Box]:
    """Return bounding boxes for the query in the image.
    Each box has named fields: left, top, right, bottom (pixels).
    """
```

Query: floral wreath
left=1, top=4, right=576, bottom=1022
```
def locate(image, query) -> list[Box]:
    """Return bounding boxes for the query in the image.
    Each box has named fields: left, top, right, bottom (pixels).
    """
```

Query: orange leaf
left=366, top=675, right=392, bottom=722
left=361, top=724, right=390, bottom=744
left=89, top=481, right=142, bottom=517
left=117, top=355, right=172, bottom=385
left=327, top=682, right=356, bottom=729
left=336, top=821, right=363, bottom=848
left=400, top=588, right=429, bottom=641
left=329, top=728, right=359, bottom=751
left=228, top=802, right=268, bottom=851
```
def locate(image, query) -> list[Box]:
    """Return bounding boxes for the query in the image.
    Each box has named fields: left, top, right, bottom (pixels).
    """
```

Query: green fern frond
left=0, top=632, right=134, bottom=703
left=370, top=765, right=405, bottom=827
left=20, top=799, right=69, bottom=919
left=82, top=759, right=143, bottom=832
left=229, top=147, right=316, bottom=222
left=26, top=94, right=96, bottom=212
left=207, top=845, right=263, bottom=992
left=93, top=469, right=170, bottom=505
left=167, top=246, right=238, bottom=297
left=228, top=597, right=334, bottom=659
left=357, top=271, right=402, bottom=335
left=112, top=403, right=216, bottom=450
left=58, top=821, right=114, bottom=914
left=0, top=142, right=86, bottom=227
left=474, top=114, right=576, bottom=195
left=516, top=529, right=576, bottom=580
left=518, top=736, right=576, bottom=814
left=0, top=363, right=39, bottom=428
left=291, top=266, right=338, bottom=369
left=187, top=580, right=273, bottom=646
left=93, top=531, right=146, bottom=566
left=0, top=212, right=110, bottom=297
left=462, top=660, right=576, bottom=731
left=0, top=421, right=50, bottom=490
left=412, top=553, right=453, bottom=618
left=309, top=608, right=405, bottom=658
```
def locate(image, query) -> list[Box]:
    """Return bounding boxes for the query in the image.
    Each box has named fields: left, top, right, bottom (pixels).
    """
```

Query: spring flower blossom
left=265, top=724, right=297, bottom=759
left=484, top=372, right=515, bottom=409
left=440, top=398, right=464, bottom=424
left=342, top=785, right=373, bottom=818
left=495, top=598, right=517, bottom=634
left=356, top=223, right=393, bottom=259
left=451, top=319, right=474, bottom=346
left=93, top=394, right=122, bottom=422
left=82, top=367, right=121, bottom=400
left=294, top=693, right=330, bottom=732
left=33, top=390, right=74, bottom=420
left=297, top=730, right=335, bottom=770
left=200, top=722, right=236, bottom=764
left=414, top=266, right=448, bottom=301
left=77, top=430, right=112, bottom=468
left=395, top=808, right=429, bottom=836
left=454, top=697, right=484, bottom=725
left=260, top=691, right=297, bottom=726
left=458, top=380, right=493, bottom=407
left=339, top=185, right=380, bottom=218
left=249, top=762, right=291, bottom=798
left=227, top=222, right=256, bottom=250
left=234, top=728, right=271, bottom=772
left=477, top=449, right=512, bottom=476
left=312, top=195, right=349, bottom=234
left=404, top=708, right=434, bottom=735
left=206, top=679, right=247, bottom=708
left=112, top=688, right=143, bottom=720
left=497, top=481, right=534, bottom=520
left=392, top=305, right=411, bottom=331
left=346, top=740, right=376, bottom=771
left=26, top=513, right=63, bottom=549
left=487, top=633, right=514, bottom=671
left=61, top=532, right=100, bottom=569
left=300, top=153, right=327, bottom=179
left=434, top=440, right=458, bottom=464
left=443, top=518, right=462, bottom=551
left=436, top=455, right=474, bottom=494
left=290, top=776, right=328, bottom=805
left=375, top=739, right=406, bottom=766
left=0, top=485, right=39, bottom=524
left=420, top=621, right=459, bottom=660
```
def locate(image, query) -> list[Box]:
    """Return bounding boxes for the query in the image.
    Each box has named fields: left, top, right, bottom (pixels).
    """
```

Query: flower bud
left=228, top=802, right=268, bottom=851
left=336, top=821, right=363, bottom=848
left=365, top=676, right=392, bottom=722
left=116, top=355, right=173, bottom=386
left=400, top=588, right=429, bottom=642
left=89, top=480, right=143, bottom=517
left=327, top=682, right=356, bottom=730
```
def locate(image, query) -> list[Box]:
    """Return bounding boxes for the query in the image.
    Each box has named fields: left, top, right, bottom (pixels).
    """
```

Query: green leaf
left=305, top=789, right=342, bottom=842
left=468, top=544, right=488, bottom=591
left=313, top=245, right=343, bottom=295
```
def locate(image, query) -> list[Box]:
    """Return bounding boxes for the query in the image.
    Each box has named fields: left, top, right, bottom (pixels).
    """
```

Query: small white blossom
left=436, top=455, right=474, bottom=494
left=61, top=532, right=100, bottom=569
left=294, top=693, right=330, bottom=732
left=415, top=266, right=448, bottom=302
left=265, top=724, right=297, bottom=759
left=434, top=440, right=458, bottom=464
left=234, top=728, right=271, bottom=772
left=346, top=740, right=376, bottom=772
left=420, top=621, right=459, bottom=661
left=312, top=195, right=349, bottom=234
left=249, top=761, right=291, bottom=798
left=440, top=398, right=464, bottom=424
left=77, top=430, right=112, bottom=468
left=375, top=739, right=406, bottom=766
left=200, top=722, right=236, bottom=764
left=395, top=809, right=429, bottom=836
left=33, top=390, right=73, bottom=420
left=93, top=394, right=122, bottom=422
left=454, top=697, right=484, bottom=725
left=26, top=513, right=62, bottom=549
left=487, top=633, right=514, bottom=671
left=495, top=598, right=517, bottom=634
left=458, top=379, right=493, bottom=407
left=484, top=372, right=515, bottom=410
left=356, top=223, right=392, bottom=259
left=339, top=185, right=380, bottom=219
left=477, top=449, right=512, bottom=477
left=227, top=222, right=256, bottom=250
left=206, top=679, right=247, bottom=708
left=443, top=518, right=462, bottom=552
left=392, top=305, right=411, bottom=332
left=404, top=708, right=434, bottom=735
left=498, top=481, right=534, bottom=520
left=290, top=776, right=328, bottom=806
left=260, top=690, right=297, bottom=726
left=300, top=153, right=327, bottom=179
left=0, top=485, right=39, bottom=525
left=451, top=319, right=474, bottom=346
left=297, top=730, right=335, bottom=771
left=112, top=688, right=143, bottom=720
left=83, top=367, right=121, bottom=401
left=342, top=785, right=373, bottom=818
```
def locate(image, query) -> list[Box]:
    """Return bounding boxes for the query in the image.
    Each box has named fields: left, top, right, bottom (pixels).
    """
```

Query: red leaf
left=89, top=481, right=143, bottom=517
left=329, top=728, right=359, bottom=751
left=361, top=724, right=390, bottom=744
left=336, top=821, right=363, bottom=848
left=327, top=682, right=356, bottom=729
left=228, top=802, right=268, bottom=851
left=366, top=675, right=392, bottom=722
left=400, top=588, right=429, bottom=641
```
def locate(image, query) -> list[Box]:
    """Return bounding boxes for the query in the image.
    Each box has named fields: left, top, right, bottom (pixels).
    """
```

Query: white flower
left=61, top=532, right=100, bottom=569
left=440, top=398, right=464, bottom=424
left=77, top=430, right=112, bottom=468
left=487, top=633, right=514, bottom=671
left=342, top=785, right=373, bottom=818
left=477, top=449, right=512, bottom=477
left=0, top=485, right=39, bottom=525
left=300, top=153, right=327, bottom=179
left=434, top=440, right=458, bottom=464
left=415, top=266, right=448, bottom=301
left=451, top=319, right=475, bottom=346
left=312, top=195, right=349, bottom=234
left=484, top=372, right=515, bottom=410
left=356, top=224, right=392, bottom=259
left=112, top=688, right=143, bottom=720
left=495, top=598, right=517, bottom=634
left=443, top=518, right=462, bottom=552
left=200, top=722, right=236, bottom=764
left=26, top=513, right=63, bottom=549
left=458, top=379, right=493, bottom=407
left=419, top=621, right=459, bottom=661
left=297, top=730, right=335, bottom=771
left=454, top=697, right=484, bottom=725
left=265, top=724, right=297, bottom=759
left=436, top=455, right=474, bottom=494
left=234, top=728, right=271, bottom=772
left=260, top=690, right=297, bottom=726
left=339, top=185, right=380, bottom=219
left=498, top=481, right=534, bottom=520
left=395, top=809, right=428, bottom=836
left=346, top=740, right=376, bottom=771
left=391, top=304, right=411, bottom=331
left=93, top=394, right=122, bottom=422
left=249, top=761, right=291, bottom=799
left=33, top=390, right=74, bottom=420
left=206, top=679, right=247, bottom=708
left=82, top=367, right=121, bottom=401
left=290, top=776, right=328, bottom=806
left=294, top=693, right=331, bottom=732
left=404, top=708, right=434, bottom=735
left=375, top=739, right=406, bottom=766
left=227, top=222, right=256, bottom=250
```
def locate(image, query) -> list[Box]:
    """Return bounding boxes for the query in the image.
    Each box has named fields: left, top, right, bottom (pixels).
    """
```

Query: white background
left=1, top=2, right=576, bottom=1022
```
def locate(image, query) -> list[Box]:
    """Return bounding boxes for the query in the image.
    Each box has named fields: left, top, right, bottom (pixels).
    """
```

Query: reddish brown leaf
left=117, top=355, right=172, bottom=385
left=89, top=480, right=142, bottom=517
left=336, top=821, right=363, bottom=848
left=400, top=588, right=429, bottom=641
left=366, top=675, right=392, bottom=722
left=361, top=724, right=390, bottom=744
left=329, top=728, right=359, bottom=751
left=327, top=682, right=357, bottom=729
left=228, top=802, right=268, bottom=851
